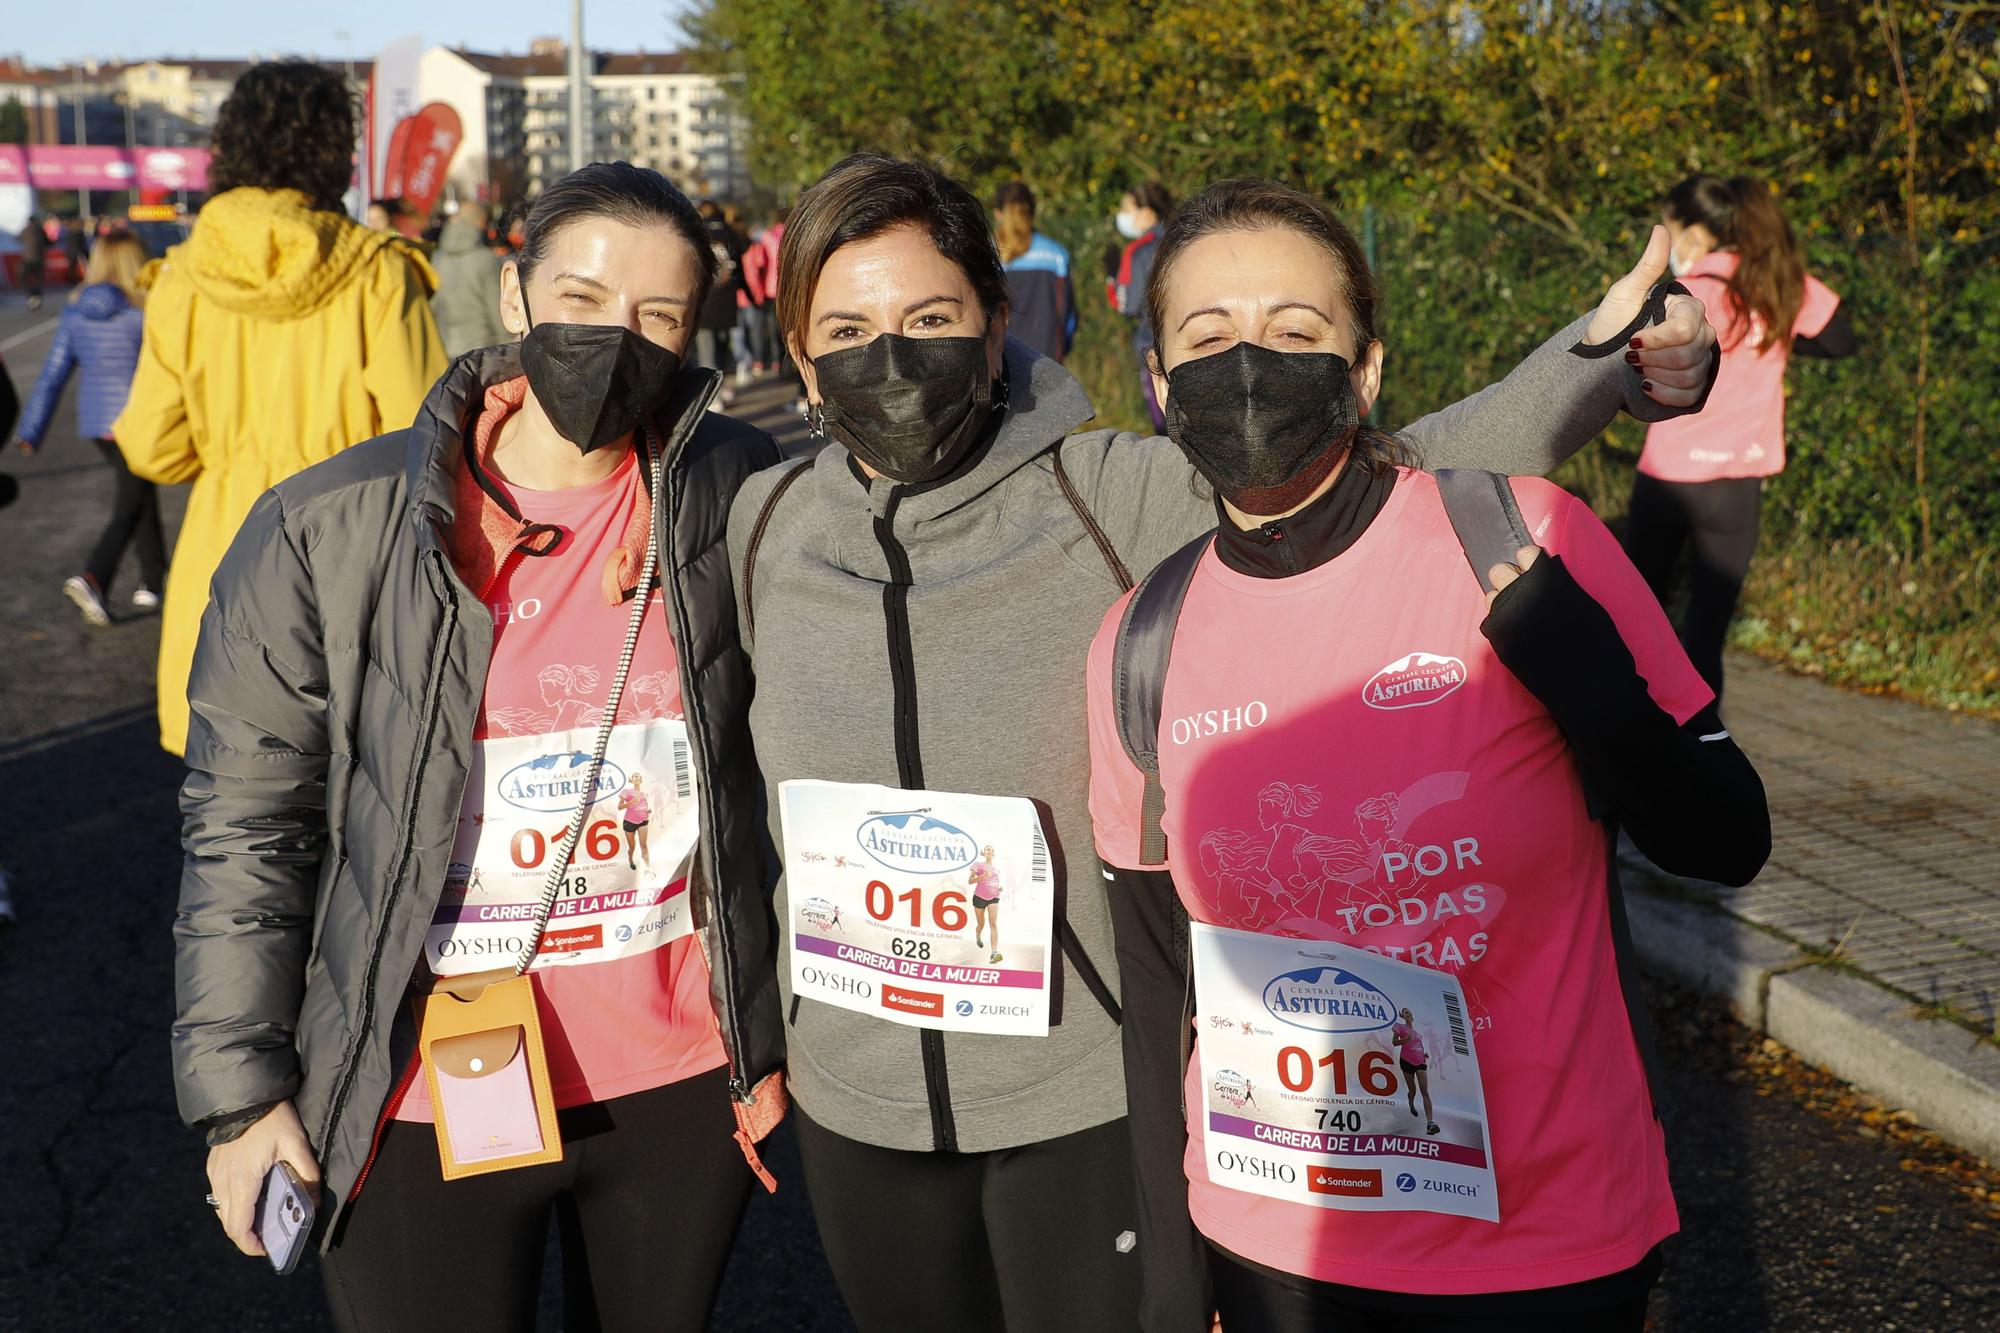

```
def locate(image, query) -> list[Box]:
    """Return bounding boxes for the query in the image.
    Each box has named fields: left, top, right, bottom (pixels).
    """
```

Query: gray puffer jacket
left=170, top=347, right=783, bottom=1245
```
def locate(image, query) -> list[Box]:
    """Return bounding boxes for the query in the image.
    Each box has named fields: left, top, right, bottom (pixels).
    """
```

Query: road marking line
left=0, top=315, right=61, bottom=353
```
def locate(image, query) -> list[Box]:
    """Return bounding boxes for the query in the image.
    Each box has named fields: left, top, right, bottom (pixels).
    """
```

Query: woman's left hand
left=1485, top=546, right=1543, bottom=611
left=1584, top=225, right=1717, bottom=408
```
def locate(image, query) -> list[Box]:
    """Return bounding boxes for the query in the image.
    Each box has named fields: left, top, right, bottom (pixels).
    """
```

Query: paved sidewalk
left=1711, top=654, right=2000, bottom=1030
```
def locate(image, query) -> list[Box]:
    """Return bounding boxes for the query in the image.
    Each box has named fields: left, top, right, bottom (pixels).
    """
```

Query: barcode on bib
left=1031, top=829, right=1050, bottom=884
left=673, top=738, right=693, bottom=799
left=1443, top=988, right=1470, bottom=1057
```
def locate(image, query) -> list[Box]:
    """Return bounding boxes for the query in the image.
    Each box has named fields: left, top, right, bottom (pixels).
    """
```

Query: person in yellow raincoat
left=115, top=61, right=447, bottom=754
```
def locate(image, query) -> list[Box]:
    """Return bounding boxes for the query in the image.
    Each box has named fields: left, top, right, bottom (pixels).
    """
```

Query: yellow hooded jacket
left=115, top=187, right=449, bottom=754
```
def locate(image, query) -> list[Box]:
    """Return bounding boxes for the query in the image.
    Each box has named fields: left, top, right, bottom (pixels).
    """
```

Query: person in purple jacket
left=13, top=231, right=164, bottom=625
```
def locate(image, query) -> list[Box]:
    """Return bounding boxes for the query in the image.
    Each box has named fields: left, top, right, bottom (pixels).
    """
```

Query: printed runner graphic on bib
left=426, top=719, right=699, bottom=976
left=780, top=780, right=1054, bottom=1036
left=1192, top=922, right=1498, bottom=1222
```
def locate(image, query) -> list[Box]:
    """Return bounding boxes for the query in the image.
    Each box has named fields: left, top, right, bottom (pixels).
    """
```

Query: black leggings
left=1623, top=471, right=1763, bottom=699
left=321, top=1068, right=753, bottom=1333
left=794, top=1106, right=1142, bottom=1332
left=86, top=438, right=167, bottom=594
left=1210, top=1242, right=1663, bottom=1332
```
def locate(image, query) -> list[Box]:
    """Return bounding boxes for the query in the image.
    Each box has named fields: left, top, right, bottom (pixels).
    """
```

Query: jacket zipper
left=651, top=382, right=759, bottom=1101
left=320, top=551, right=460, bottom=1191
left=869, top=488, right=959, bottom=1152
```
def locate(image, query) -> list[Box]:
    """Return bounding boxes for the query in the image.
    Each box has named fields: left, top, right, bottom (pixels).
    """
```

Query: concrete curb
left=1625, top=882, right=2000, bottom=1165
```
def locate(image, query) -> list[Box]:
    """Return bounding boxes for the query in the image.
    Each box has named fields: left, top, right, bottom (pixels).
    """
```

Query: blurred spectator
left=14, top=232, right=163, bottom=625
left=366, top=197, right=405, bottom=232
left=1626, top=173, right=1856, bottom=700
left=992, top=181, right=1076, bottom=363
left=114, top=60, right=447, bottom=754
left=62, top=219, right=90, bottom=279
left=16, top=216, right=47, bottom=311
left=739, top=212, right=777, bottom=374
left=1108, top=180, right=1173, bottom=430
left=694, top=199, right=746, bottom=403
left=431, top=201, right=509, bottom=358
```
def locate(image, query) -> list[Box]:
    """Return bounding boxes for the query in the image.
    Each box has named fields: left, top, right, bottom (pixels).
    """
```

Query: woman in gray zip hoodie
left=726, top=154, right=1717, bottom=1331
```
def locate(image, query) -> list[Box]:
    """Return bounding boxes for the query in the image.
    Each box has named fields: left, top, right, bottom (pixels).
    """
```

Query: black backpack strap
left=740, top=458, right=813, bottom=643
left=1051, top=447, right=1135, bottom=591
left=1434, top=468, right=1535, bottom=594
left=1110, top=532, right=1213, bottom=867
left=1438, top=468, right=1665, bottom=1110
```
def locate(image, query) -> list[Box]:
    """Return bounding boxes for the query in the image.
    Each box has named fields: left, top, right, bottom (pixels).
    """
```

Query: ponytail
left=1722, top=176, right=1805, bottom=352
left=1663, top=173, right=1804, bottom=352
left=992, top=181, right=1036, bottom=265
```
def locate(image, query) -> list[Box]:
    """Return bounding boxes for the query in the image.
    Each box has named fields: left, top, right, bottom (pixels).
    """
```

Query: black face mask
left=812, top=333, right=998, bottom=484
left=1163, top=342, right=1360, bottom=515
left=518, top=294, right=680, bottom=454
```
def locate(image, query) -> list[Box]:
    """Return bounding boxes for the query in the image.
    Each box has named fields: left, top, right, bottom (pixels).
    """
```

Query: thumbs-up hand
left=1583, top=224, right=1716, bottom=408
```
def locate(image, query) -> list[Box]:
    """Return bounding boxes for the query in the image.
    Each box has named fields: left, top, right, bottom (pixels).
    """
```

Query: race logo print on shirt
left=1193, top=924, right=1498, bottom=1221
left=781, top=780, right=1054, bottom=1036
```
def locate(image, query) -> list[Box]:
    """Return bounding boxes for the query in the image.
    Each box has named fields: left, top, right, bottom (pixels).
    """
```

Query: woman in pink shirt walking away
left=1625, top=174, right=1856, bottom=700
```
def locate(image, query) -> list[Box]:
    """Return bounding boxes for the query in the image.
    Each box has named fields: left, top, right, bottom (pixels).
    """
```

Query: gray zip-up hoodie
left=729, top=317, right=1679, bottom=1154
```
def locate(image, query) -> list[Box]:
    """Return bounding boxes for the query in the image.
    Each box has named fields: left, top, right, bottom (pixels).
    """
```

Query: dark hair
left=369, top=197, right=407, bottom=217
left=208, top=61, right=357, bottom=212
left=516, top=161, right=718, bottom=313
left=776, top=153, right=1009, bottom=353
left=1147, top=178, right=1405, bottom=472
left=1126, top=180, right=1176, bottom=221
left=1664, top=173, right=1804, bottom=352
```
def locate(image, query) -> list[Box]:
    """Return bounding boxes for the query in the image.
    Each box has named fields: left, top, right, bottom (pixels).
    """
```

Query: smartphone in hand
left=254, top=1161, right=317, bottom=1275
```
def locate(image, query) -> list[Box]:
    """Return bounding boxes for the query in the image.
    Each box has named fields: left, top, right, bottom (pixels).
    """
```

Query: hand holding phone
left=204, top=1100, right=322, bottom=1262
left=255, top=1160, right=318, bottom=1275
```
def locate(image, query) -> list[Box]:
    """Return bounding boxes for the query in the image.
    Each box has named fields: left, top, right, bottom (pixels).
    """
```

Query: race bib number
left=780, top=780, right=1053, bottom=1036
left=426, top=720, right=700, bottom=976
left=1192, top=923, right=1498, bottom=1222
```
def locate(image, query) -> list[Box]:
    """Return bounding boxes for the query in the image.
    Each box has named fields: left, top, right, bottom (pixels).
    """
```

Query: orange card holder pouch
left=416, top=971, right=564, bottom=1180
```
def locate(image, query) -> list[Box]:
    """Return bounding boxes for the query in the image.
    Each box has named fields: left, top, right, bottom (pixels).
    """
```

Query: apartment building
left=423, top=42, right=749, bottom=206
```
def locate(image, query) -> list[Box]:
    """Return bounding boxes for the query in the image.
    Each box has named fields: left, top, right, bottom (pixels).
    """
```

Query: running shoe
left=131, top=586, right=161, bottom=610
left=63, top=574, right=112, bottom=626
left=989, top=951, right=1003, bottom=964
left=1426, top=1122, right=1441, bottom=1136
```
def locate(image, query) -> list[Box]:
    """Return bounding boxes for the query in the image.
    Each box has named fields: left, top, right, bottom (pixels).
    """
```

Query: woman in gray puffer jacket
left=173, top=164, right=785, bottom=1329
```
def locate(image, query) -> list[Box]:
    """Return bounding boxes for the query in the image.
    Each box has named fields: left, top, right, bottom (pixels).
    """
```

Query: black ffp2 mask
left=518, top=300, right=680, bottom=454
left=1163, top=342, right=1360, bottom=514
left=812, top=333, right=998, bottom=484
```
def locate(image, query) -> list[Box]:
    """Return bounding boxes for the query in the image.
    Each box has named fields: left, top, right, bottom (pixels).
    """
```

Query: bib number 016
left=1276, top=1046, right=1400, bottom=1098
left=864, top=880, right=968, bottom=932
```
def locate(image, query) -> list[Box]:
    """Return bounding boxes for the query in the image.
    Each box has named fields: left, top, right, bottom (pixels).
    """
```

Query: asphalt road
left=1, top=294, right=1993, bottom=1331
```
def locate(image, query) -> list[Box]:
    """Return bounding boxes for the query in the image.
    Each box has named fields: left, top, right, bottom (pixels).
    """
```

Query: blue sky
left=7, top=1, right=695, bottom=67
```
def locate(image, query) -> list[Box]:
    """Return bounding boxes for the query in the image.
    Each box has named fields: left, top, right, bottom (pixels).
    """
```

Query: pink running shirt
left=1088, top=470, right=1712, bottom=1295
left=398, top=436, right=726, bottom=1124
left=1639, top=250, right=1839, bottom=482
left=969, top=862, right=1003, bottom=902
left=619, top=785, right=653, bottom=824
